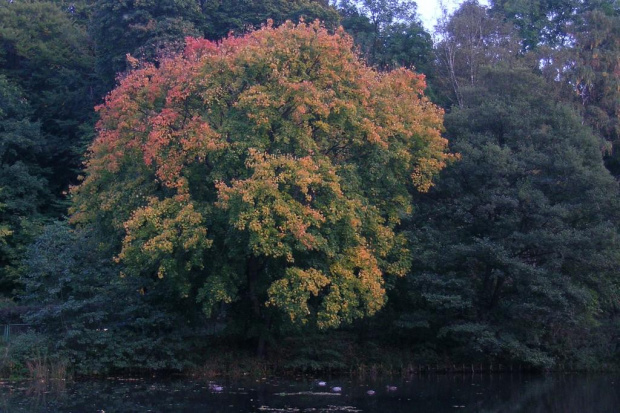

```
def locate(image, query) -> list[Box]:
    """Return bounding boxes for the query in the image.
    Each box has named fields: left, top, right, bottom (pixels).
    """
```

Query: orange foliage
left=71, top=21, right=451, bottom=328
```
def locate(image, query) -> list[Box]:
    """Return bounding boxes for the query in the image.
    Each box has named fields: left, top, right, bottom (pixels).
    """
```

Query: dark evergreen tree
left=0, top=0, right=96, bottom=198
left=404, top=66, right=620, bottom=368
left=91, top=0, right=204, bottom=91
left=21, top=221, right=205, bottom=374
left=0, top=76, right=50, bottom=296
left=202, top=0, right=340, bottom=40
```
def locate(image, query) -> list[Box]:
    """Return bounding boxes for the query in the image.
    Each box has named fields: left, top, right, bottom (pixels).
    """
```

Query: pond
left=0, top=373, right=617, bottom=412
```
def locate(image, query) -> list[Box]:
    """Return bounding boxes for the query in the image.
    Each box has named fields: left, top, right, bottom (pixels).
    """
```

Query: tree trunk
left=246, top=255, right=267, bottom=357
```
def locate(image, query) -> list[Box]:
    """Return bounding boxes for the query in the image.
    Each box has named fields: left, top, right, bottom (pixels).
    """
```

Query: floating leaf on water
left=275, top=391, right=341, bottom=396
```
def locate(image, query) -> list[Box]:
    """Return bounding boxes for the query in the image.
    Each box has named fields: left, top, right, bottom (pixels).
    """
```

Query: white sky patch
left=417, top=0, right=490, bottom=32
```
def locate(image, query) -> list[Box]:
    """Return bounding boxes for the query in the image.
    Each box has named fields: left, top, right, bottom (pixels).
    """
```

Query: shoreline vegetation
left=1, top=331, right=617, bottom=382
left=2, top=357, right=618, bottom=383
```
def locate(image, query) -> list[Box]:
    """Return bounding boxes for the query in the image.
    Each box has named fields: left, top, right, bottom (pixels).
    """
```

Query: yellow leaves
left=267, top=267, right=330, bottom=323
left=216, top=151, right=336, bottom=258
left=71, top=21, right=452, bottom=330
left=311, top=245, right=387, bottom=329
left=117, top=196, right=211, bottom=280
left=411, top=156, right=451, bottom=193
left=267, top=242, right=398, bottom=329
left=0, top=225, right=12, bottom=242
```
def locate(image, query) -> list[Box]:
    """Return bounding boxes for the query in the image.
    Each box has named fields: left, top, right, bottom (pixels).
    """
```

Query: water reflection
left=0, top=373, right=617, bottom=412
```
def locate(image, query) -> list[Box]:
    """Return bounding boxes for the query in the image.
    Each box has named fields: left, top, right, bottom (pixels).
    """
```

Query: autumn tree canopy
left=71, top=21, right=449, bottom=332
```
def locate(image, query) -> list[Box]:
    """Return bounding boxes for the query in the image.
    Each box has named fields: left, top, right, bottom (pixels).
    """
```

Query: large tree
left=71, top=22, right=450, bottom=351
left=405, top=67, right=620, bottom=368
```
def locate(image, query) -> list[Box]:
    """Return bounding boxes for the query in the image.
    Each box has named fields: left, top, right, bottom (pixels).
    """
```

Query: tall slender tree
left=433, top=0, right=521, bottom=107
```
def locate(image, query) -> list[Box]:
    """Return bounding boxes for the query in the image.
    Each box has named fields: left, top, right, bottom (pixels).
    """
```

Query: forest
left=0, top=0, right=619, bottom=378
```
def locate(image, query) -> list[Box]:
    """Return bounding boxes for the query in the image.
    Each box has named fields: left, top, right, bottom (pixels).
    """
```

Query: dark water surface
left=0, top=373, right=617, bottom=412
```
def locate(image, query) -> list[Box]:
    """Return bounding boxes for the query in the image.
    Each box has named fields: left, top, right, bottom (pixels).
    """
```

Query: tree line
left=0, top=0, right=619, bottom=375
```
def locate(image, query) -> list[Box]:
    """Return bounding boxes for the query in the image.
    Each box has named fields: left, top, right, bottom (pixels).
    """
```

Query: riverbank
left=1, top=329, right=617, bottom=381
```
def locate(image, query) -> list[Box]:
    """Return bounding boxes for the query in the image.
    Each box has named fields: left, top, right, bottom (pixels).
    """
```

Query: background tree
left=91, top=0, right=204, bottom=91
left=203, top=0, right=340, bottom=40
left=335, top=0, right=433, bottom=73
left=71, top=22, right=450, bottom=353
left=403, top=66, right=620, bottom=368
left=490, top=0, right=579, bottom=50
left=490, top=0, right=619, bottom=175
left=21, top=221, right=201, bottom=374
left=0, top=75, right=51, bottom=297
left=92, top=0, right=340, bottom=92
left=0, top=0, right=96, bottom=201
left=433, top=0, right=521, bottom=107
left=568, top=5, right=620, bottom=175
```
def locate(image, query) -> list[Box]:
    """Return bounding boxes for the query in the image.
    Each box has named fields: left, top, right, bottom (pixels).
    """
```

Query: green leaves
left=0, top=1, right=96, bottom=178
left=91, top=0, right=203, bottom=90
left=203, top=0, right=340, bottom=40
left=336, top=0, right=433, bottom=71
left=0, top=75, right=51, bottom=295
left=72, top=22, right=449, bottom=332
left=21, top=221, right=202, bottom=374
left=406, top=67, right=620, bottom=368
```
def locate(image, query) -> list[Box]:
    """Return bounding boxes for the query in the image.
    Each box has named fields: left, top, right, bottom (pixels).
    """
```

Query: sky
left=416, top=0, right=490, bottom=32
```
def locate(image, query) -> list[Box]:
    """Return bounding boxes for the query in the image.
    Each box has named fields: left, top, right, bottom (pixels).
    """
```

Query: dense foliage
left=71, top=22, right=449, bottom=355
left=491, top=0, right=620, bottom=174
left=0, top=1, right=96, bottom=194
left=407, top=67, right=620, bottom=368
left=21, top=222, right=202, bottom=374
left=335, top=0, right=433, bottom=73
left=0, top=76, right=50, bottom=295
left=203, top=0, right=340, bottom=40
left=91, top=0, right=204, bottom=90
left=92, top=0, right=340, bottom=91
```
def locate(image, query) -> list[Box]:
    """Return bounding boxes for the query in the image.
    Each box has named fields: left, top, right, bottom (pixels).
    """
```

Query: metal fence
left=1, top=324, right=32, bottom=342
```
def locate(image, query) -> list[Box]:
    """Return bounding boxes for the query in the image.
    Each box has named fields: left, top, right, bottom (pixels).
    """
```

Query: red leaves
left=72, top=21, right=451, bottom=328
left=183, top=37, right=218, bottom=61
